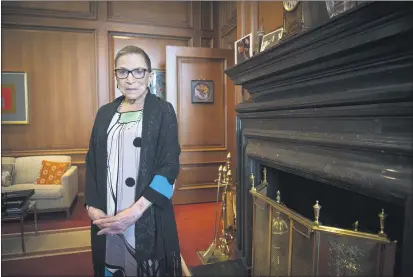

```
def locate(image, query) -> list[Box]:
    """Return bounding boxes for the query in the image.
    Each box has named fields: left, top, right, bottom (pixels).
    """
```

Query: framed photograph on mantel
left=191, top=80, right=214, bottom=104
left=1, top=72, right=29, bottom=124
left=260, top=27, right=284, bottom=52
left=235, top=33, right=253, bottom=64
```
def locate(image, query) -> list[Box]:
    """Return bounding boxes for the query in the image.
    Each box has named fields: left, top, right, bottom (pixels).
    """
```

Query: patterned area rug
left=1, top=227, right=90, bottom=261
left=1, top=227, right=191, bottom=276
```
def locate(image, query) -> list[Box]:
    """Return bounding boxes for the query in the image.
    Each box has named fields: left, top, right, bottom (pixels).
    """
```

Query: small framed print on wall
left=191, top=80, right=214, bottom=104
left=1, top=72, right=29, bottom=124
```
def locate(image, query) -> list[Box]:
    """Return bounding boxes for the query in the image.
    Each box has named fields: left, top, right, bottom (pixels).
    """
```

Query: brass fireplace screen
left=250, top=172, right=397, bottom=277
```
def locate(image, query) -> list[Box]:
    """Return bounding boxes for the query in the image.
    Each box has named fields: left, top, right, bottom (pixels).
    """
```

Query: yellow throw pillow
left=36, top=160, right=70, bottom=185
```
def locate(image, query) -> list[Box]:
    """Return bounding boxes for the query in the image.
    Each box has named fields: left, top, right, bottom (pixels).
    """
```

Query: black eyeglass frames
left=114, top=68, right=149, bottom=79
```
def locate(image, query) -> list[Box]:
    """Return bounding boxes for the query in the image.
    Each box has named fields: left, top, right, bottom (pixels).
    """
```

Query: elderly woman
left=85, top=45, right=182, bottom=277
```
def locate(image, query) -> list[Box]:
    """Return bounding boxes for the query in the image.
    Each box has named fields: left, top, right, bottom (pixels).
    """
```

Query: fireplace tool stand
left=197, top=153, right=236, bottom=265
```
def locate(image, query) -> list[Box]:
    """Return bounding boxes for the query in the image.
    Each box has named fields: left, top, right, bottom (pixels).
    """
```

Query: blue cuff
left=105, top=268, right=113, bottom=277
left=149, top=175, right=174, bottom=199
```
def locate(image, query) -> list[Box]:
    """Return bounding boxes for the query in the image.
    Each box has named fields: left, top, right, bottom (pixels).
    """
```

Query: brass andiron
left=256, top=167, right=269, bottom=192
left=353, top=221, right=359, bottom=232
left=262, top=168, right=268, bottom=186
left=197, top=153, right=235, bottom=264
left=313, top=200, right=322, bottom=226
left=378, top=209, right=387, bottom=238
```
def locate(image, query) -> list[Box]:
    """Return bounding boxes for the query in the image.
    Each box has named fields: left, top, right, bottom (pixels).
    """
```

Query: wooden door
left=166, top=46, right=235, bottom=205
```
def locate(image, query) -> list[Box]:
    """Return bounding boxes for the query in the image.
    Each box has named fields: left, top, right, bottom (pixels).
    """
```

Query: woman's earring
left=116, top=83, right=119, bottom=89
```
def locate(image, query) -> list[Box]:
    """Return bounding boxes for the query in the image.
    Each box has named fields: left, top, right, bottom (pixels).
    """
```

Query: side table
left=2, top=200, right=38, bottom=253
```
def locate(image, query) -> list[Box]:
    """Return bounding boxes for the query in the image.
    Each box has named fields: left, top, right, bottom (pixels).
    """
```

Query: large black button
left=125, top=177, right=135, bottom=187
left=133, top=137, right=142, bottom=147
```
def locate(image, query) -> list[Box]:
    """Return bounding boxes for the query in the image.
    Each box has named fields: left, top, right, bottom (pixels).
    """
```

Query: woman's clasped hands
left=88, top=206, right=142, bottom=236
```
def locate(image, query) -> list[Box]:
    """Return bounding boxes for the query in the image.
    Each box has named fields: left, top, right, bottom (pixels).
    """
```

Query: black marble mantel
left=225, top=2, right=413, bottom=277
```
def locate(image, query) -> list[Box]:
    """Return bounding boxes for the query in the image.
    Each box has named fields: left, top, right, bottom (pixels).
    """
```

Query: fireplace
left=225, top=2, right=412, bottom=277
left=250, top=165, right=400, bottom=277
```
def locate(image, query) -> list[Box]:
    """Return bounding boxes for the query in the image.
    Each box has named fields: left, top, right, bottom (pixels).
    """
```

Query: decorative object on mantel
left=197, top=153, right=236, bottom=265
left=256, top=18, right=265, bottom=54
left=325, top=0, right=359, bottom=18
left=150, top=69, right=166, bottom=100
left=1, top=72, right=29, bottom=125
left=191, top=79, right=214, bottom=104
left=234, top=33, right=253, bottom=64
left=282, top=0, right=331, bottom=39
left=260, top=27, right=284, bottom=52
left=249, top=181, right=397, bottom=277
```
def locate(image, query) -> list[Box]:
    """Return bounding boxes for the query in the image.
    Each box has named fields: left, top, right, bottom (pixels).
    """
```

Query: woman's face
left=115, top=53, right=153, bottom=101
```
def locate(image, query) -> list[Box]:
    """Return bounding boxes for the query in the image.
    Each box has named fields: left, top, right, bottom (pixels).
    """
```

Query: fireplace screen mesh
left=250, top=187, right=397, bottom=277
left=252, top=197, right=269, bottom=277
left=291, top=222, right=314, bottom=276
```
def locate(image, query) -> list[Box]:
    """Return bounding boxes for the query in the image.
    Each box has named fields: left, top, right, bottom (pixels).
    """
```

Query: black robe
left=84, top=92, right=182, bottom=277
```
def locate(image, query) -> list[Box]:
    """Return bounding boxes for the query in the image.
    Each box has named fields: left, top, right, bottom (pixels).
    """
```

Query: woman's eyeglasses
left=114, top=68, right=148, bottom=79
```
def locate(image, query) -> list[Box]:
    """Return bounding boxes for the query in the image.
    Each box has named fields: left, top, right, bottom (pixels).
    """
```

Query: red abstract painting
left=1, top=85, right=16, bottom=114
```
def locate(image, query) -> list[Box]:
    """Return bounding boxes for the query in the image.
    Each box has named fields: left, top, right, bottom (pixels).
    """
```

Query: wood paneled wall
left=165, top=46, right=235, bottom=203
left=234, top=1, right=284, bottom=104
left=217, top=1, right=237, bottom=49
left=1, top=1, right=219, bottom=195
left=236, top=1, right=283, bottom=39
left=258, top=1, right=284, bottom=33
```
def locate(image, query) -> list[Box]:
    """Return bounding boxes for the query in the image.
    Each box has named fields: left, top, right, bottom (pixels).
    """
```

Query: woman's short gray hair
left=114, top=45, right=152, bottom=71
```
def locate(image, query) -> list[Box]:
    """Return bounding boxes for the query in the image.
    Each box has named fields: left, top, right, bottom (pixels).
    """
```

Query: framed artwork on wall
left=1, top=72, right=29, bottom=124
left=235, top=33, right=253, bottom=64
left=150, top=69, right=166, bottom=100
left=191, top=80, right=214, bottom=104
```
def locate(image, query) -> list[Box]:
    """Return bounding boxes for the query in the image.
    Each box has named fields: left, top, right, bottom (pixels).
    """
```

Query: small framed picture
left=1, top=72, right=29, bottom=124
left=191, top=80, right=214, bottom=104
left=260, top=27, right=284, bottom=52
left=235, top=33, right=253, bottom=64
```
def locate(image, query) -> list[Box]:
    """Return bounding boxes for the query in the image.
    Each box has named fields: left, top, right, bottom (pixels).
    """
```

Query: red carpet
left=1, top=197, right=219, bottom=276
left=174, top=202, right=220, bottom=267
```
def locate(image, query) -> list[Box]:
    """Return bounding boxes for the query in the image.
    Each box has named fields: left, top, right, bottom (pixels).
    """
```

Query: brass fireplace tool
left=197, top=153, right=236, bottom=264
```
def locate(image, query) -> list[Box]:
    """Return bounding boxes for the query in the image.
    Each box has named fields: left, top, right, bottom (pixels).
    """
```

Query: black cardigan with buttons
left=84, top=92, right=182, bottom=276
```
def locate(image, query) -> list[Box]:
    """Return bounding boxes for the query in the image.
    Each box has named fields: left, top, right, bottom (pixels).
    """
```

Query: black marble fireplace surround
left=225, top=2, right=412, bottom=277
